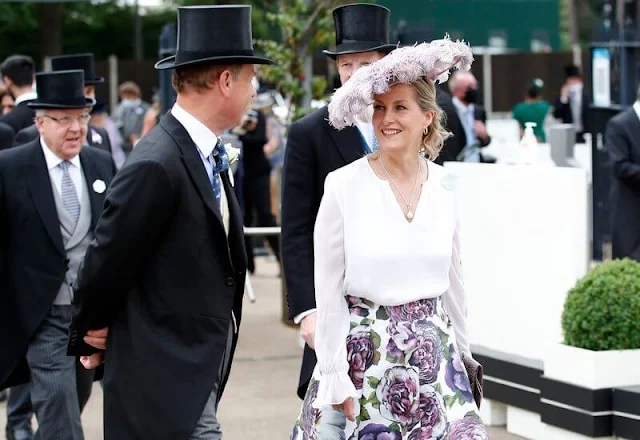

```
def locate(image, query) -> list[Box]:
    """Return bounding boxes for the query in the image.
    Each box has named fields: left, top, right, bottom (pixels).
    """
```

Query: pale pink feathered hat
left=328, top=36, right=474, bottom=130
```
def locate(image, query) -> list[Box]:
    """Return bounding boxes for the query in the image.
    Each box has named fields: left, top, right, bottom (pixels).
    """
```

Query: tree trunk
left=566, top=0, right=579, bottom=47
left=134, top=0, right=143, bottom=61
left=37, top=2, right=63, bottom=60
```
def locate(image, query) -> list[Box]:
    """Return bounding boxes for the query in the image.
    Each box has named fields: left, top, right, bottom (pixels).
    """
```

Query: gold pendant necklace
left=379, top=156, right=421, bottom=220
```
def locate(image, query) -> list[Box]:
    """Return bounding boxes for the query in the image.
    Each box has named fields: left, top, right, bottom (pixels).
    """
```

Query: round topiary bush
left=562, top=258, right=640, bottom=351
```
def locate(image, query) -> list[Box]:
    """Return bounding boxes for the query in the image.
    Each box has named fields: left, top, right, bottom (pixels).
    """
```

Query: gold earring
left=424, top=127, right=428, bottom=136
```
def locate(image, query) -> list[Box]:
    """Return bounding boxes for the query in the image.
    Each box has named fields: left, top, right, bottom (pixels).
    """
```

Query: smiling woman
left=290, top=38, right=489, bottom=440
left=373, top=79, right=449, bottom=161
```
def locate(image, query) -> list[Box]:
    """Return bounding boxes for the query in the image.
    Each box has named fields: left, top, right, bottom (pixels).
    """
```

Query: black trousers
left=242, top=174, right=280, bottom=270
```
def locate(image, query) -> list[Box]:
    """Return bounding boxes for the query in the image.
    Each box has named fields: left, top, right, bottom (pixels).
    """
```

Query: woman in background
left=0, top=87, right=15, bottom=115
left=512, top=78, right=550, bottom=142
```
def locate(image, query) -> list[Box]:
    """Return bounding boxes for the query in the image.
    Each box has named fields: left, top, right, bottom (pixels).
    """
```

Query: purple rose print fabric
left=290, top=296, right=488, bottom=440
left=347, top=328, right=376, bottom=390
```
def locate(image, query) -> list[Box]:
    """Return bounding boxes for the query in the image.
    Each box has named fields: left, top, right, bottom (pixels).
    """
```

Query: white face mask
left=568, top=83, right=583, bottom=94
left=121, top=98, right=140, bottom=107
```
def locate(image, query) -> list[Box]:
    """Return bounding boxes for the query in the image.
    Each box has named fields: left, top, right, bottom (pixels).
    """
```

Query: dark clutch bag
left=461, top=353, right=484, bottom=409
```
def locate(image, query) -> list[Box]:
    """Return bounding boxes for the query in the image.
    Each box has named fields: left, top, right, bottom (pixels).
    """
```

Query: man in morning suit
left=606, top=84, right=640, bottom=261
left=0, top=69, right=116, bottom=440
left=281, top=3, right=397, bottom=400
left=5, top=53, right=113, bottom=440
left=67, top=6, right=273, bottom=440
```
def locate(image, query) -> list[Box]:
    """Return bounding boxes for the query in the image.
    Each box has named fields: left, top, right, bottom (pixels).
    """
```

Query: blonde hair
left=413, top=78, right=450, bottom=160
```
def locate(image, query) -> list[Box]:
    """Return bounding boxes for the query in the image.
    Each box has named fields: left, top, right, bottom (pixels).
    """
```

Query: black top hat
left=323, top=4, right=397, bottom=59
left=397, top=28, right=435, bottom=47
left=28, top=70, right=95, bottom=110
left=91, top=100, right=108, bottom=115
left=50, top=53, right=104, bottom=85
left=155, top=5, right=274, bottom=70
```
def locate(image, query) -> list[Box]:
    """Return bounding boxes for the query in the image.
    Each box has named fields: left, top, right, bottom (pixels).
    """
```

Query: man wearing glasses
left=0, top=70, right=116, bottom=440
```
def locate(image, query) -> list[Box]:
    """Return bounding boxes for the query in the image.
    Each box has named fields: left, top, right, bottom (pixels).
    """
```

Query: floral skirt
left=290, top=295, right=489, bottom=440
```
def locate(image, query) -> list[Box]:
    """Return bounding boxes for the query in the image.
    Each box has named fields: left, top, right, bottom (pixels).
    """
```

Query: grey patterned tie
left=59, top=160, right=80, bottom=225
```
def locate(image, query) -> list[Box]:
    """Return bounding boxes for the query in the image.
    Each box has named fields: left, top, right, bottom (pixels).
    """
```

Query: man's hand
left=300, top=312, right=317, bottom=350
left=560, top=84, right=569, bottom=101
left=333, top=397, right=356, bottom=422
left=83, top=327, right=109, bottom=350
left=80, top=352, right=104, bottom=370
left=474, top=120, right=489, bottom=141
left=263, top=141, right=277, bottom=157
left=79, top=327, right=109, bottom=369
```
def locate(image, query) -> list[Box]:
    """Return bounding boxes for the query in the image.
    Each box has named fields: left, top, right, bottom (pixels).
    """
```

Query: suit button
left=226, top=277, right=235, bottom=286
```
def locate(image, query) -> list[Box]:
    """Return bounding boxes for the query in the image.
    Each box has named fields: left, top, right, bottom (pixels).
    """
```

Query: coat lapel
left=321, top=107, right=366, bottom=164
left=627, top=108, right=640, bottom=141
left=159, top=113, right=225, bottom=229
left=79, top=148, right=106, bottom=231
left=220, top=171, right=247, bottom=271
left=26, top=141, right=64, bottom=256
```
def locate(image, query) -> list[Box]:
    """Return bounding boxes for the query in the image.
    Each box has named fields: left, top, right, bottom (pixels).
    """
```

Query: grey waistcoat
left=50, top=166, right=93, bottom=305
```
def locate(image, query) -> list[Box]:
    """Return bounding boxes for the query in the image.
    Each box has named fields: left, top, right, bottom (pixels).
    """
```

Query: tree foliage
left=0, top=0, right=278, bottom=65
left=255, top=0, right=369, bottom=123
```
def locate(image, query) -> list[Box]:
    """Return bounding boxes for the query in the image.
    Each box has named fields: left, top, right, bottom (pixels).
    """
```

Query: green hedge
left=562, top=259, right=640, bottom=351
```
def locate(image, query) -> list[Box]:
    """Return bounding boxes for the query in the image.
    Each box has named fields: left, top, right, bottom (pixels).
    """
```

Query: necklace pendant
left=406, top=210, right=414, bottom=220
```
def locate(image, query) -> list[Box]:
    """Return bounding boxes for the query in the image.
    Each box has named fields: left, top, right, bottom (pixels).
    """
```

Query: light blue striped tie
left=59, top=161, right=80, bottom=225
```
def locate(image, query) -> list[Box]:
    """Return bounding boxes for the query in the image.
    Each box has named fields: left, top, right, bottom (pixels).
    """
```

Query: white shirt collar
left=40, top=137, right=81, bottom=170
left=452, top=97, right=474, bottom=113
left=633, top=101, right=640, bottom=122
left=15, top=91, right=37, bottom=106
left=355, top=119, right=373, bottom=142
left=171, top=103, right=218, bottom=158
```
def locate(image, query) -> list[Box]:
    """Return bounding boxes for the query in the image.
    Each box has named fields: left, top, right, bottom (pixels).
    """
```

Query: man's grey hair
left=35, top=109, right=46, bottom=117
left=448, top=70, right=474, bottom=93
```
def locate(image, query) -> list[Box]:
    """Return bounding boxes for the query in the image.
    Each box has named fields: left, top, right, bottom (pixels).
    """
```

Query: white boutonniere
left=226, top=143, right=241, bottom=177
left=226, top=143, right=241, bottom=164
left=92, top=179, right=107, bottom=194
left=91, top=130, right=103, bottom=145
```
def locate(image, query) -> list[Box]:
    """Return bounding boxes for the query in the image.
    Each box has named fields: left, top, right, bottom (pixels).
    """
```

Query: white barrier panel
left=443, top=162, right=590, bottom=361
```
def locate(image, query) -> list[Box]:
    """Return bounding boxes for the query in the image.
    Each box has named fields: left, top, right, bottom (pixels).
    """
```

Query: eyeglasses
left=41, top=114, right=91, bottom=127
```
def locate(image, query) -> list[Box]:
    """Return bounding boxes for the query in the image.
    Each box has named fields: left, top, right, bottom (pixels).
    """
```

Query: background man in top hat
left=0, top=69, right=116, bottom=440
left=0, top=55, right=36, bottom=134
left=67, top=5, right=272, bottom=440
left=15, top=53, right=112, bottom=154
left=281, top=3, right=397, bottom=400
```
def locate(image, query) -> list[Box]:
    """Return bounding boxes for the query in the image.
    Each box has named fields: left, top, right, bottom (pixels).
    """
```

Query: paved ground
left=1, top=257, right=524, bottom=439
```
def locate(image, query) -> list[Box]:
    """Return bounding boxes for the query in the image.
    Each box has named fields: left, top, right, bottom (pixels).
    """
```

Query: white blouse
left=312, top=157, right=470, bottom=408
